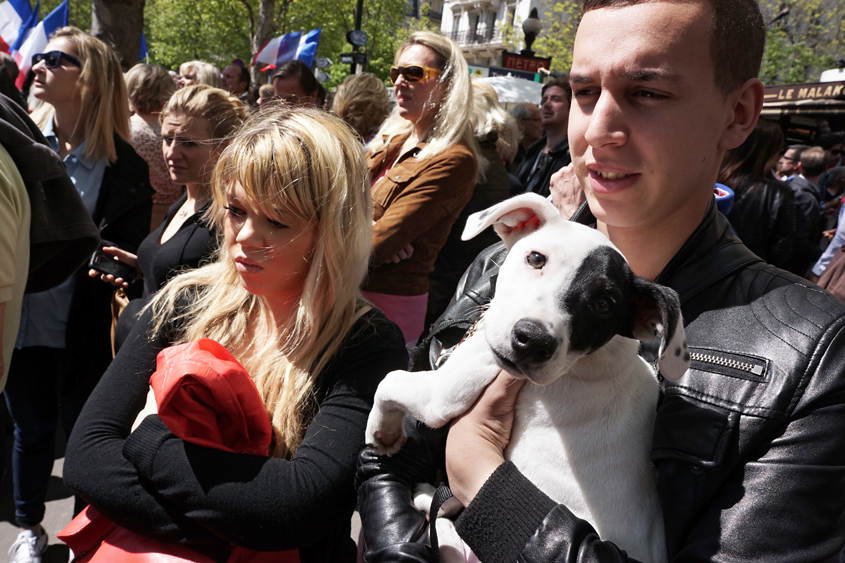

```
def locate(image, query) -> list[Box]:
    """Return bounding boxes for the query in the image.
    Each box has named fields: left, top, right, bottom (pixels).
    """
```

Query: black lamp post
left=521, top=7, right=542, bottom=57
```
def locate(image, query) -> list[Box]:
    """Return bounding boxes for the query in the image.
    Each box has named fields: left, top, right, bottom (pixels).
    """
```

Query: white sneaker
left=7, top=528, right=47, bottom=563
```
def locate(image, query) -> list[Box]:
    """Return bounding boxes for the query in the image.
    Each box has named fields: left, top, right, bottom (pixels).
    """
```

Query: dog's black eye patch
left=561, top=247, right=633, bottom=355
left=527, top=251, right=546, bottom=269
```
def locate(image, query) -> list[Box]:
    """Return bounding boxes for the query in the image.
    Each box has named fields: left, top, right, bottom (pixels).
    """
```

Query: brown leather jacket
left=364, top=134, right=477, bottom=295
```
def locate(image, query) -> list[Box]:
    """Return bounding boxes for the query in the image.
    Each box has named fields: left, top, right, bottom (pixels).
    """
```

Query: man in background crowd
left=777, top=143, right=809, bottom=181
left=508, top=102, right=541, bottom=169
left=514, top=76, right=571, bottom=197
left=271, top=60, right=320, bottom=107
left=786, top=146, right=823, bottom=275
left=221, top=60, right=251, bottom=103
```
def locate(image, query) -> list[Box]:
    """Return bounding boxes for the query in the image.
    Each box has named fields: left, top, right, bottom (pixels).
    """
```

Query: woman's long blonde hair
left=149, top=107, right=373, bottom=457
left=471, top=80, right=520, bottom=164
left=31, top=26, right=130, bottom=164
left=367, top=31, right=482, bottom=179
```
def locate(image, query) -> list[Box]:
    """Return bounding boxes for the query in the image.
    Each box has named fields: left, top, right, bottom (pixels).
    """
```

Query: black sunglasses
left=389, top=64, right=441, bottom=85
left=32, top=50, right=81, bottom=69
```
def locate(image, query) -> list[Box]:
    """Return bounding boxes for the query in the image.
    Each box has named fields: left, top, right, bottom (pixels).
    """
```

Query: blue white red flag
left=15, top=0, right=68, bottom=88
left=0, top=0, right=32, bottom=53
left=254, top=27, right=321, bottom=71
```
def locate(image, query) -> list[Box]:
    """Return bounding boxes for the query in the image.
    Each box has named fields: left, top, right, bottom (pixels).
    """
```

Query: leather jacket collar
left=571, top=198, right=762, bottom=304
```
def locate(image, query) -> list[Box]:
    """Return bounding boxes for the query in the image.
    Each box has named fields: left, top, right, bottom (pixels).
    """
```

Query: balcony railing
left=451, top=24, right=502, bottom=46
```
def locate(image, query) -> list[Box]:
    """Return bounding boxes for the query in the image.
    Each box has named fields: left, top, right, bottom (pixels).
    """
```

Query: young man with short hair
left=357, top=0, right=845, bottom=560
left=514, top=77, right=572, bottom=197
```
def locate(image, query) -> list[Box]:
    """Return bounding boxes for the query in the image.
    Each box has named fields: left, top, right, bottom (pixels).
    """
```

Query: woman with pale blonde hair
left=92, top=85, right=247, bottom=350
left=256, top=82, right=275, bottom=108
left=178, top=60, right=221, bottom=88
left=6, top=26, right=153, bottom=560
left=125, top=63, right=181, bottom=226
left=332, top=72, right=390, bottom=141
left=363, top=30, right=480, bottom=345
left=65, top=106, right=407, bottom=562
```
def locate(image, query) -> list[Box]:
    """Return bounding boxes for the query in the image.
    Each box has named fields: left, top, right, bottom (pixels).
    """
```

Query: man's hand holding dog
left=446, top=371, right=525, bottom=506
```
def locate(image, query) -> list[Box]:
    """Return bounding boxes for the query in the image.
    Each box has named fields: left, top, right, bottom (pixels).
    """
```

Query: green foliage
left=146, top=0, right=253, bottom=70
left=497, top=15, right=521, bottom=53
left=29, top=0, right=91, bottom=33
left=758, top=0, right=845, bottom=85
left=143, top=0, right=416, bottom=88
left=760, top=26, right=835, bottom=85
left=532, top=0, right=581, bottom=73
left=280, top=0, right=412, bottom=87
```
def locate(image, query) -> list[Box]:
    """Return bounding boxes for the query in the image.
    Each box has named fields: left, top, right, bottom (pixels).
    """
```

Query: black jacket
left=726, top=177, right=796, bottom=269
left=786, top=175, right=823, bottom=276
left=513, top=135, right=570, bottom=198
left=356, top=199, right=845, bottom=561
left=64, top=136, right=153, bottom=396
left=0, top=94, right=100, bottom=293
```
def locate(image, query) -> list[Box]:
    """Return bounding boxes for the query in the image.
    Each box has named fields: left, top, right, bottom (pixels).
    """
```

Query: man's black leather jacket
left=356, top=199, right=845, bottom=562
left=726, top=177, right=796, bottom=270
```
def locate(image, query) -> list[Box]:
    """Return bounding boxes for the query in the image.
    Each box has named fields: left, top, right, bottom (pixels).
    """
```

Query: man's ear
left=718, top=77, right=764, bottom=151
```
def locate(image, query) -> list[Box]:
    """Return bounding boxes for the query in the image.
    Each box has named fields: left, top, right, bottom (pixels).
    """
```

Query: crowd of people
left=1, top=0, right=845, bottom=562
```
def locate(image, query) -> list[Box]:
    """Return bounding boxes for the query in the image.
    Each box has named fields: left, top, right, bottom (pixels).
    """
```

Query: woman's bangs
left=227, top=130, right=315, bottom=224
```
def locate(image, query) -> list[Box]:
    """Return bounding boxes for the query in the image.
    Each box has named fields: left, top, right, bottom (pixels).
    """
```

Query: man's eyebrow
left=569, top=69, right=684, bottom=84
left=621, top=69, right=684, bottom=83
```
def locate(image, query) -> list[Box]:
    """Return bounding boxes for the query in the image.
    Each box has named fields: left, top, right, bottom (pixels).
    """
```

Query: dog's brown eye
left=527, top=251, right=546, bottom=269
left=593, top=296, right=612, bottom=314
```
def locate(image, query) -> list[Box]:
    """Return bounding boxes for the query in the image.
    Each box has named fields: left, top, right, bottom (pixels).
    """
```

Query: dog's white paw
left=365, top=406, right=407, bottom=456
left=413, top=483, right=437, bottom=514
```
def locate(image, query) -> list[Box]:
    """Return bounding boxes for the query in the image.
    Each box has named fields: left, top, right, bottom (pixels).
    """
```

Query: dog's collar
left=434, top=314, right=486, bottom=368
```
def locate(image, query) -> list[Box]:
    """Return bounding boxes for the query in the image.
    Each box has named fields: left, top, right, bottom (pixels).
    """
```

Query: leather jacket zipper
left=689, top=350, right=767, bottom=381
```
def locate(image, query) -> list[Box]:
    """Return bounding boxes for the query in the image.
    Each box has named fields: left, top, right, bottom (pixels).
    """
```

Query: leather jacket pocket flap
left=651, top=394, right=737, bottom=469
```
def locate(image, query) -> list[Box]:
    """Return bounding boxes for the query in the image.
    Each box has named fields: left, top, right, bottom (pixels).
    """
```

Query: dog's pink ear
left=462, top=193, right=562, bottom=249
left=629, top=278, right=689, bottom=382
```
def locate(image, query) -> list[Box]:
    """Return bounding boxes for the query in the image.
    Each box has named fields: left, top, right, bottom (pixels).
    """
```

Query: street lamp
left=521, top=7, right=542, bottom=57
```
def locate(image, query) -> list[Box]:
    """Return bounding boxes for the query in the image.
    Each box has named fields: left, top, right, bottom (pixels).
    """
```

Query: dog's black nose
left=512, top=319, right=557, bottom=364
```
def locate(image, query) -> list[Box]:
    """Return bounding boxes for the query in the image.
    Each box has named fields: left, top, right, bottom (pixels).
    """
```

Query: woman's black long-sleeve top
left=65, top=303, right=408, bottom=563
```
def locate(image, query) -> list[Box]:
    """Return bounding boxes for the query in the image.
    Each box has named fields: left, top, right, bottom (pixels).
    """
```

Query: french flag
left=0, top=0, right=34, bottom=53
left=14, top=0, right=67, bottom=88
left=254, top=27, right=321, bottom=71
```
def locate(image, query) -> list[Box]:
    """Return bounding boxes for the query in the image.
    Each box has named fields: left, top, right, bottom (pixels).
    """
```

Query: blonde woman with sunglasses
left=5, top=27, right=153, bottom=561
left=363, top=31, right=481, bottom=345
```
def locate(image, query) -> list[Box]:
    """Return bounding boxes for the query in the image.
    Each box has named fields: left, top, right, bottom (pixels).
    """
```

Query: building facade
left=439, top=0, right=540, bottom=65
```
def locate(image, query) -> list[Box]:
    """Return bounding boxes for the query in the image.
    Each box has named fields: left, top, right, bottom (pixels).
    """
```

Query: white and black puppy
left=365, top=193, right=689, bottom=562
